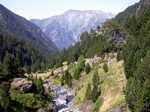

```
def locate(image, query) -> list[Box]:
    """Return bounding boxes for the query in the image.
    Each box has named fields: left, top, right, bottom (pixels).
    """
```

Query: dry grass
left=72, top=58, right=127, bottom=112
left=99, top=59, right=127, bottom=112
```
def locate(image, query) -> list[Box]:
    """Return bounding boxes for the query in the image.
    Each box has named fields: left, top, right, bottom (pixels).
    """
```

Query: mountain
left=115, top=0, right=150, bottom=22
left=31, top=10, right=115, bottom=50
left=0, top=4, right=58, bottom=54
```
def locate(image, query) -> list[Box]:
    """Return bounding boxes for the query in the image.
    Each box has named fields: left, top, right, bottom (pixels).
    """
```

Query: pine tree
left=13, top=55, right=21, bottom=75
left=92, top=70, right=99, bottom=86
left=65, top=70, right=72, bottom=87
left=3, top=52, right=12, bottom=78
left=77, top=55, right=85, bottom=69
left=117, top=51, right=122, bottom=61
left=85, top=82, right=92, bottom=100
left=0, top=82, right=10, bottom=111
left=92, top=84, right=100, bottom=103
left=34, top=77, right=44, bottom=95
left=103, top=63, right=108, bottom=73
left=62, top=70, right=72, bottom=87
left=24, top=63, right=31, bottom=74
left=91, top=70, right=101, bottom=103
left=125, top=50, right=150, bottom=111
left=48, top=87, right=52, bottom=94
left=97, top=25, right=101, bottom=30
left=41, top=61, right=46, bottom=72
left=61, top=74, right=65, bottom=86
left=85, top=63, right=91, bottom=74
left=74, top=67, right=80, bottom=80
left=50, top=70, right=54, bottom=76
left=0, top=61, right=3, bottom=76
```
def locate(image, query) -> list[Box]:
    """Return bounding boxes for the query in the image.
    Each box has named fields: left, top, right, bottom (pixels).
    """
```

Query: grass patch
left=52, top=75, right=61, bottom=85
left=99, top=59, right=127, bottom=112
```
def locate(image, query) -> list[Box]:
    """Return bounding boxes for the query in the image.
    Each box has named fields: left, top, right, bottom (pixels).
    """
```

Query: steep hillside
left=36, top=54, right=127, bottom=112
left=34, top=17, right=128, bottom=111
left=0, top=4, right=58, bottom=54
left=115, top=0, right=150, bottom=22
left=48, top=19, right=126, bottom=68
left=0, top=32, right=50, bottom=78
left=122, top=9, right=150, bottom=112
left=73, top=57, right=127, bottom=112
left=0, top=32, right=56, bottom=111
left=31, top=10, right=115, bottom=50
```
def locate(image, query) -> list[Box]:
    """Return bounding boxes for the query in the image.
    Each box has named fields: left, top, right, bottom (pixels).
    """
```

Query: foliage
left=61, top=70, right=72, bottom=87
left=85, top=63, right=91, bottom=74
left=74, top=67, right=81, bottom=80
left=0, top=28, right=54, bottom=112
left=77, top=55, right=85, bottom=68
left=123, top=10, right=150, bottom=111
left=116, top=51, right=123, bottom=61
left=0, top=32, right=49, bottom=76
left=84, top=70, right=101, bottom=103
left=10, top=90, right=44, bottom=109
left=33, top=77, right=45, bottom=95
left=50, top=70, right=54, bottom=76
left=84, top=82, right=92, bottom=100
left=103, top=63, right=108, bottom=73
left=116, top=0, right=150, bottom=23
left=115, top=3, right=140, bottom=23
left=48, top=20, right=123, bottom=68
left=74, top=55, right=85, bottom=80
left=0, top=82, right=10, bottom=111
left=93, top=97, right=103, bottom=112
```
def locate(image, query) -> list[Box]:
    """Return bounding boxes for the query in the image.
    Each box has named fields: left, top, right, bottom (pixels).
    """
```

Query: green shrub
left=103, top=63, right=108, bottom=73
left=10, top=90, right=44, bottom=109
left=85, top=63, right=91, bottom=74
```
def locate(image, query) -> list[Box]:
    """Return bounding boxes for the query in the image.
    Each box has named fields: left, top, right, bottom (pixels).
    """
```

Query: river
left=51, top=84, right=79, bottom=112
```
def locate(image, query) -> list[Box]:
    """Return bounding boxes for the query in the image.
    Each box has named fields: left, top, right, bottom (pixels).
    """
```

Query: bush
left=103, top=63, right=108, bottom=73
left=10, top=90, right=44, bottom=109
left=117, top=51, right=123, bottom=61
left=85, top=63, right=91, bottom=74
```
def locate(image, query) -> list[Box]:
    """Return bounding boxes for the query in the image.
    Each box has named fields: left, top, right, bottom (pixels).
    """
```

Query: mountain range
left=0, top=4, right=58, bottom=54
left=31, top=10, right=115, bottom=50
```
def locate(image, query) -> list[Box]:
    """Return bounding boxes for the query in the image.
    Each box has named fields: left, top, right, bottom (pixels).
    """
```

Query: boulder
left=37, top=108, right=46, bottom=112
left=11, top=78, right=33, bottom=92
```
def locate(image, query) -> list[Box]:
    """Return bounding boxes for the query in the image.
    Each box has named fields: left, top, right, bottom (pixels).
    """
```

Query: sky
left=0, top=0, right=140, bottom=20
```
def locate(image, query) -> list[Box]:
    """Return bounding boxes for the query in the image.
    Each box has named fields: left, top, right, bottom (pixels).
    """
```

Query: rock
left=110, top=29, right=126, bottom=45
left=92, top=55, right=102, bottom=65
left=37, top=108, right=46, bottom=112
left=85, top=55, right=102, bottom=67
left=109, top=103, right=128, bottom=112
left=63, top=61, right=68, bottom=65
left=11, top=78, right=33, bottom=92
left=62, top=65, right=68, bottom=71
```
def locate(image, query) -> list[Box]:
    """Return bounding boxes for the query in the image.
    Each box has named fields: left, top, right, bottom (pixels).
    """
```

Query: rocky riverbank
left=51, top=84, right=79, bottom=112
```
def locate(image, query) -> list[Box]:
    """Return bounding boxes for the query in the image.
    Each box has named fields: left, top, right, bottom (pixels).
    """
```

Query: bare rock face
left=11, top=78, right=33, bottom=92
left=31, top=10, right=115, bottom=50
left=141, top=0, right=150, bottom=5
left=110, top=29, right=126, bottom=45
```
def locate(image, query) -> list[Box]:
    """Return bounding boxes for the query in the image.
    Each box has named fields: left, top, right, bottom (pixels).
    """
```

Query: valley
left=0, top=0, right=150, bottom=112
left=36, top=54, right=127, bottom=112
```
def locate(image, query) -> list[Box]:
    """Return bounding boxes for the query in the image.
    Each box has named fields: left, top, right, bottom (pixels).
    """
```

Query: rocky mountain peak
left=31, top=10, right=115, bottom=50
